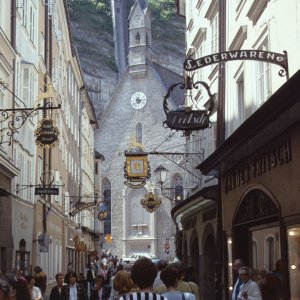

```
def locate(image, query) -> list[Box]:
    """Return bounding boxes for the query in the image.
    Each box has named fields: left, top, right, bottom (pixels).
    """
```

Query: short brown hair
left=113, top=270, right=134, bottom=293
left=131, top=257, right=157, bottom=289
left=55, top=273, right=64, bottom=280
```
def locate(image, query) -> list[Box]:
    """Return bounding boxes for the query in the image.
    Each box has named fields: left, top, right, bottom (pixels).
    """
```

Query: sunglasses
left=239, top=273, right=248, bottom=276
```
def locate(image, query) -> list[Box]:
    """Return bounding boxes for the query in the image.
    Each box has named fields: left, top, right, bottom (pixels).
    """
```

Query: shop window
left=15, top=239, right=30, bottom=275
left=287, top=226, right=300, bottom=299
left=252, top=239, right=258, bottom=269
left=265, top=235, right=275, bottom=271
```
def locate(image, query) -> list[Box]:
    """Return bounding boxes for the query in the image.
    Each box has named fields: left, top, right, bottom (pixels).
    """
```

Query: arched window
left=103, top=178, right=111, bottom=235
left=135, top=32, right=141, bottom=44
left=136, top=123, right=142, bottom=144
left=16, top=239, right=30, bottom=275
left=266, top=236, right=275, bottom=271
left=173, top=174, right=184, bottom=201
left=19, top=239, right=26, bottom=251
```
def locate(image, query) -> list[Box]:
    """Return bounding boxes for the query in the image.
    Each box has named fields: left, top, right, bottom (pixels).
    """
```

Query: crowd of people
left=0, top=253, right=285, bottom=300
left=0, top=251, right=200, bottom=300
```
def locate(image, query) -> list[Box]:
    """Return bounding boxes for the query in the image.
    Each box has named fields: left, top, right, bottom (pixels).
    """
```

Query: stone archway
left=202, top=223, right=216, bottom=300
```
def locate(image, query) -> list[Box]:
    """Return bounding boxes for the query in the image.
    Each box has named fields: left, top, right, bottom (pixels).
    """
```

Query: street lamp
left=154, top=165, right=183, bottom=202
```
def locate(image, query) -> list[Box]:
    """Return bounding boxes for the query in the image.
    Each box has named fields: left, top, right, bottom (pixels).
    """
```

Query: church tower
left=111, top=0, right=129, bottom=77
left=128, top=0, right=152, bottom=78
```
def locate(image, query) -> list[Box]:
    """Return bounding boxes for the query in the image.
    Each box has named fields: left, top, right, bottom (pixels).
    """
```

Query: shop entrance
left=232, top=187, right=283, bottom=298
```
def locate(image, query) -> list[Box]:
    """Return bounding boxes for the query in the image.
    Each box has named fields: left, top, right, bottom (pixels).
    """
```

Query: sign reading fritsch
left=224, top=137, right=292, bottom=193
left=35, top=119, right=60, bottom=149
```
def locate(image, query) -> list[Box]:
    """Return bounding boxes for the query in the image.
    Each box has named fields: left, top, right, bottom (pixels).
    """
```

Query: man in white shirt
left=232, top=259, right=245, bottom=300
left=237, top=267, right=262, bottom=300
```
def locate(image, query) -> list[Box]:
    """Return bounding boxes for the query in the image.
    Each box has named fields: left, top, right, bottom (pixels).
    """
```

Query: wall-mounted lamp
left=154, top=165, right=183, bottom=202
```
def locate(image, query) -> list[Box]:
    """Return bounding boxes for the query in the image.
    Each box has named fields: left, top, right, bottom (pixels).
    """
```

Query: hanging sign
left=35, top=119, right=60, bottom=149
left=140, top=192, right=161, bottom=213
left=124, top=150, right=151, bottom=189
left=184, top=50, right=289, bottom=77
left=165, top=110, right=210, bottom=131
left=35, top=187, right=59, bottom=195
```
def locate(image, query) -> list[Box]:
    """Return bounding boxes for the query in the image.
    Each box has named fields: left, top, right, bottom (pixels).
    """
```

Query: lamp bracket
left=148, top=151, right=204, bottom=181
left=159, top=183, right=178, bottom=201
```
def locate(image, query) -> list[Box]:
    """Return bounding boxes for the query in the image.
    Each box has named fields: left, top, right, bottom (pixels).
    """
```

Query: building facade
left=176, top=0, right=300, bottom=299
left=0, top=0, right=100, bottom=280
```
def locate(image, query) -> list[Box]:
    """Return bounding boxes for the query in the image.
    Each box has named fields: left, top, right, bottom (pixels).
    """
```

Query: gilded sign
left=140, top=192, right=161, bottom=213
left=35, top=119, right=60, bottom=149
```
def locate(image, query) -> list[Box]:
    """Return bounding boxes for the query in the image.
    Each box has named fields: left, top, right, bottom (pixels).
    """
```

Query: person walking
left=49, top=272, right=67, bottom=300
left=153, top=260, right=168, bottom=290
left=232, top=259, right=245, bottom=300
left=121, top=257, right=167, bottom=300
left=34, top=266, right=47, bottom=298
left=64, top=263, right=74, bottom=285
left=109, top=265, right=124, bottom=300
left=62, top=271, right=88, bottom=300
left=26, top=275, right=43, bottom=300
left=160, top=266, right=196, bottom=300
left=111, top=270, right=134, bottom=300
left=90, top=275, right=111, bottom=300
left=237, top=267, right=262, bottom=300
left=155, top=263, right=200, bottom=300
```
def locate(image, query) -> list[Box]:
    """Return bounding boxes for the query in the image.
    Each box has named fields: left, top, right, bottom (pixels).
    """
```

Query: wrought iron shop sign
left=140, top=192, right=161, bottom=213
left=69, top=201, right=96, bottom=217
left=184, top=50, right=289, bottom=78
left=35, top=187, right=59, bottom=195
left=35, top=119, right=60, bottom=149
left=163, top=77, right=214, bottom=134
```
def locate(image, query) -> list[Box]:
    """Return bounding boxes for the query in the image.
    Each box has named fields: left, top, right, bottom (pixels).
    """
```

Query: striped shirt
left=121, top=292, right=168, bottom=300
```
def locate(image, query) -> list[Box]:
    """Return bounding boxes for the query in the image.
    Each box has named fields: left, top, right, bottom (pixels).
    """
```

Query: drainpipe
left=11, top=0, right=16, bottom=49
left=42, top=0, right=50, bottom=234
left=215, top=1, right=226, bottom=300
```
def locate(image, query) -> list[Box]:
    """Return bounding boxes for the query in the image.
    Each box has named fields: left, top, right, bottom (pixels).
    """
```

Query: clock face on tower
left=130, top=91, right=147, bottom=109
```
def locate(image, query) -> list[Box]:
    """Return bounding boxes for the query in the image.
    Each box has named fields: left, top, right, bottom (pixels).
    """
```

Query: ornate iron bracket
left=0, top=81, right=61, bottom=145
left=149, top=151, right=204, bottom=181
